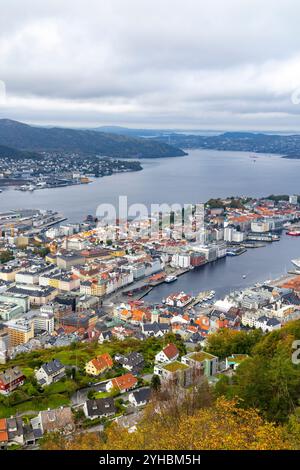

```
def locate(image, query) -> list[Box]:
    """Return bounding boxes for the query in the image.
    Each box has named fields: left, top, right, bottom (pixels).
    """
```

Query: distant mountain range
left=92, top=126, right=300, bottom=158
left=0, top=119, right=185, bottom=159
left=157, top=131, right=300, bottom=158
left=2, top=119, right=300, bottom=160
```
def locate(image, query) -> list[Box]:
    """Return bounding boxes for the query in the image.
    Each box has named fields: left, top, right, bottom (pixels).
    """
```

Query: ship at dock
left=165, top=275, right=178, bottom=283
left=226, top=247, right=247, bottom=256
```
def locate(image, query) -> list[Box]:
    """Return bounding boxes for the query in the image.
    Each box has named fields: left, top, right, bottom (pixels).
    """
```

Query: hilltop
left=0, top=119, right=186, bottom=158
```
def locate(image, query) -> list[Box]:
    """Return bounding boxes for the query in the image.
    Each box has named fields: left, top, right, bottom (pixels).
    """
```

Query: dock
left=189, top=291, right=215, bottom=307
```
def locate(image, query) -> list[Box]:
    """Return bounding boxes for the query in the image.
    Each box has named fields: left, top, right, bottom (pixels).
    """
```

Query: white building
left=224, top=227, right=245, bottom=243
left=251, top=221, right=270, bottom=233
left=171, top=253, right=191, bottom=268
left=33, top=312, right=55, bottom=334
left=289, top=195, right=298, bottom=205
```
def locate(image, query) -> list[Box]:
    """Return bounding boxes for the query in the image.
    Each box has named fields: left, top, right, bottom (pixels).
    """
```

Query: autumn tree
left=41, top=398, right=295, bottom=450
left=206, top=328, right=262, bottom=359
left=214, top=320, right=300, bottom=422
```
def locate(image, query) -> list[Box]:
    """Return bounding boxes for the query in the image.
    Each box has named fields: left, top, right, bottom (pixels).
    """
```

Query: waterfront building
left=171, top=253, right=191, bottom=268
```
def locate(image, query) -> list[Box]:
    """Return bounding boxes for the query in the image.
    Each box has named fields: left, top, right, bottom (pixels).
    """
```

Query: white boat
left=292, top=258, right=300, bottom=269
left=165, top=275, right=178, bottom=283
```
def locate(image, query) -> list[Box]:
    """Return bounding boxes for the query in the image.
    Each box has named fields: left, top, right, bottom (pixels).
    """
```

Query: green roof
left=190, top=351, right=216, bottom=362
left=163, top=361, right=189, bottom=372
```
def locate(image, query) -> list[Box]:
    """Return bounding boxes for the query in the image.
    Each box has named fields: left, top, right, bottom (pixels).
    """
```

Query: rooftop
left=163, top=361, right=189, bottom=372
left=190, top=351, right=216, bottom=362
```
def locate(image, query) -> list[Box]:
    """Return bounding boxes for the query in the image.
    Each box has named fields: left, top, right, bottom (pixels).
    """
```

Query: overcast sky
left=1, top=0, right=300, bottom=130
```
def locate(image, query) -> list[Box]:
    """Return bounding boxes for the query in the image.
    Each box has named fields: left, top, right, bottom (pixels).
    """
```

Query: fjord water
left=1, top=148, right=300, bottom=299
left=2, top=149, right=300, bottom=221
left=144, top=232, right=299, bottom=302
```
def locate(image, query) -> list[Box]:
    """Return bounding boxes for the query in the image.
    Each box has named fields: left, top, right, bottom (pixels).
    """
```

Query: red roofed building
left=155, top=343, right=179, bottom=364
left=85, top=353, right=113, bottom=376
left=106, top=373, right=137, bottom=393
left=0, top=419, right=8, bottom=449
left=165, top=292, right=192, bottom=308
left=0, top=367, right=25, bottom=395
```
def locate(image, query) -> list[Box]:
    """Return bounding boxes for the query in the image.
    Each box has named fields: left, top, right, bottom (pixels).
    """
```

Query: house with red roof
left=85, top=353, right=113, bottom=376
left=106, top=373, right=138, bottom=393
left=155, top=343, right=179, bottom=364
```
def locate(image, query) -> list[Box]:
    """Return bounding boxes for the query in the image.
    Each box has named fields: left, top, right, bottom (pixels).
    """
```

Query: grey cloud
left=1, top=0, right=300, bottom=129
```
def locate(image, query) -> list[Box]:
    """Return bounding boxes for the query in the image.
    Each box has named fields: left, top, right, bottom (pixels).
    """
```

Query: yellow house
left=85, top=353, right=113, bottom=376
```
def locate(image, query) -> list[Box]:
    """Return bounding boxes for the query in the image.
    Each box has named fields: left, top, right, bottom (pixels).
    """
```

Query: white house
left=155, top=343, right=179, bottom=364
left=35, top=359, right=66, bottom=387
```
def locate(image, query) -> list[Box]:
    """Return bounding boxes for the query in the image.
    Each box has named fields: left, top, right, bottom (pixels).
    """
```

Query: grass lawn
left=0, top=333, right=185, bottom=418
left=94, top=391, right=112, bottom=399
left=45, top=379, right=78, bottom=395
left=0, top=393, right=69, bottom=418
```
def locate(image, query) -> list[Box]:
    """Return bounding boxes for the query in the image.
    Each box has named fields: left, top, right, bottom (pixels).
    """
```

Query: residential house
left=142, top=322, right=170, bottom=337
left=106, top=373, right=137, bottom=393
left=31, top=407, right=75, bottom=435
left=128, top=387, right=151, bottom=407
left=155, top=343, right=179, bottom=364
left=255, top=315, right=281, bottom=332
left=98, top=330, right=113, bottom=344
left=187, top=332, right=206, bottom=345
left=0, top=367, right=25, bottom=395
left=83, top=397, right=116, bottom=420
left=114, top=352, right=144, bottom=375
left=85, top=353, right=113, bottom=376
left=35, top=359, right=66, bottom=387
left=7, top=417, right=24, bottom=446
left=165, top=292, right=192, bottom=308
left=111, top=326, right=134, bottom=340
